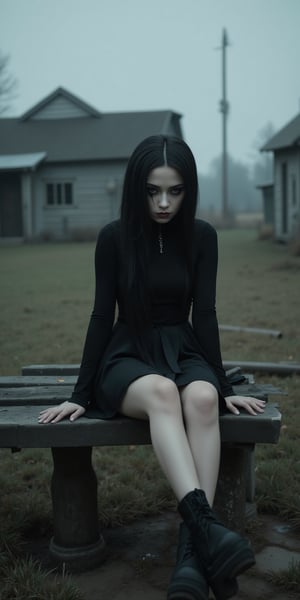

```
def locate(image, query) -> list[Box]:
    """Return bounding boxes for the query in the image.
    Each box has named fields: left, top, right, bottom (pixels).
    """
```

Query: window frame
left=45, top=181, right=74, bottom=207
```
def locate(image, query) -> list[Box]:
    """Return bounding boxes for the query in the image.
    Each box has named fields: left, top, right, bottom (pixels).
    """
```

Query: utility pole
left=219, top=28, right=230, bottom=222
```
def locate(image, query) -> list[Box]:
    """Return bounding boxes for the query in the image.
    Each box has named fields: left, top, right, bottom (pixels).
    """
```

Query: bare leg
left=181, top=381, right=220, bottom=507
left=120, top=374, right=200, bottom=501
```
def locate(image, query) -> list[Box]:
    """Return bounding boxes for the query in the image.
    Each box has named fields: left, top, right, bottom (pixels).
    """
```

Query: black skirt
left=86, top=320, right=225, bottom=419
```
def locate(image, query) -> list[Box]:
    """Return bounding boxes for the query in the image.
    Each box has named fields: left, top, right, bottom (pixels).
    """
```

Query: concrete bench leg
left=214, top=444, right=252, bottom=533
left=50, top=446, right=106, bottom=571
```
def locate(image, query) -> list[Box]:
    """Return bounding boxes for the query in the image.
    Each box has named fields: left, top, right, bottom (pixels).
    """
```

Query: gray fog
left=1, top=0, right=299, bottom=174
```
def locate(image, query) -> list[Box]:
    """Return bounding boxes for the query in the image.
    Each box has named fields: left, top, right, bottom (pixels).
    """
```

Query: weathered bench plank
left=0, top=403, right=281, bottom=449
left=22, top=364, right=80, bottom=376
left=0, top=386, right=70, bottom=405
left=0, top=375, right=284, bottom=406
left=0, top=376, right=76, bottom=388
left=22, top=360, right=300, bottom=376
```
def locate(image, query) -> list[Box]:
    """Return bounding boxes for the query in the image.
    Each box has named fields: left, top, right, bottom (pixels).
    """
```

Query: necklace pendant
left=158, top=230, right=163, bottom=254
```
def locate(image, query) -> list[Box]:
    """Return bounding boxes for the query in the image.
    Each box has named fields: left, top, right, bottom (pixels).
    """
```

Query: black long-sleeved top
left=71, top=218, right=234, bottom=409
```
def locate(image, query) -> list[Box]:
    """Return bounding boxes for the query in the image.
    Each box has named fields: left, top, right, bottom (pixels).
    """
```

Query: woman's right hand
left=38, top=401, right=86, bottom=424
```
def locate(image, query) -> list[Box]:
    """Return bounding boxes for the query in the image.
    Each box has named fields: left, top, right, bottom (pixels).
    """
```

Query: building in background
left=0, top=87, right=183, bottom=240
left=261, top=113, right=300, bottom=242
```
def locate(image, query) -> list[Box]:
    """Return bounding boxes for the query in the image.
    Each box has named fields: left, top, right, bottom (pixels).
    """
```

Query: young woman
left=39, top=135, right=265, bottom=600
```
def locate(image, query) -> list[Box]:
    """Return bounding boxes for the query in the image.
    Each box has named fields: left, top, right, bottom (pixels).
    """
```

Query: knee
left=149, top=377, right=180, bottom=415
left=182, top=382, right=219, bottom=425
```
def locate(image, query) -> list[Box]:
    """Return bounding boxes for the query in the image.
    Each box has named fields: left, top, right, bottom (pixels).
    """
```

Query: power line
left=218, top=28, right=230, bottom=221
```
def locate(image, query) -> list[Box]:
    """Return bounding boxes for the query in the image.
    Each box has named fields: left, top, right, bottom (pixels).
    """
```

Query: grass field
left=0, top=229, right=299, bottom=371
left=0, top=229, right=299, bottom=597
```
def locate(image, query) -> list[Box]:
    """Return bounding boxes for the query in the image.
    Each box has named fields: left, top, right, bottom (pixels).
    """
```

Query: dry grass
left=0, top=556, right=84, bottom=600
left=216, top=229, right=299, bottom=362
left=267, top=558, right=300, bottom=592
left=257, top=224, right=274, bottom=241
left=0, top=229, right=299, bottom=372
left=0, top=241, right=94, bottom=373
left=289, top=236, right=300, bottom=257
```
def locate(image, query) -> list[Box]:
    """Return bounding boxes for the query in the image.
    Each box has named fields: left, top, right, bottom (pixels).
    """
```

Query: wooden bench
left=0, top=365, right=282, bottom=572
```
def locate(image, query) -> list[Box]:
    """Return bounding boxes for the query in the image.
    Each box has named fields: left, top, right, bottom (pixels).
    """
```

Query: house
left=0, top=87, right=183, bottom=239
left=256, top=182, right=274, bottom=227
left=261, top=113, right=300, bottom=242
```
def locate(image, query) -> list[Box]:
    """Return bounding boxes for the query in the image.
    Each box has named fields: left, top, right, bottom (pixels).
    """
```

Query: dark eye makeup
left=146, top=184, right=184, bottom=196
left=146, top=185, right=159, bottom=196
left=170, top=185, right=185, bottom=195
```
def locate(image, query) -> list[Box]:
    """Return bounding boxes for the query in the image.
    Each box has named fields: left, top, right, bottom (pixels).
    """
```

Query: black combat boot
left=167, top=522, right=209, bottom=600
left=178, top=489, right=255, bottom=600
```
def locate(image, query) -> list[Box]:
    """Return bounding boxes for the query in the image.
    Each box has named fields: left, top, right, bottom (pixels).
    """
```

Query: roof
left=0, top=88, right=182, bottom=163
left=261, top=113, right=300, bottom=151
left=0, top=112, right=180, bottom=162
left=0, top=152, right=46, bottom=171
left=21, top=87, right=102, bottom=120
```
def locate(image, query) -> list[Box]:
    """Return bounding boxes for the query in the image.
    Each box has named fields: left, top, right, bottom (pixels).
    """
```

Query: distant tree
left=227, top=156, right=258, bottom=212
left=250, top=122, right=276, bottom=185
left=198, top=124, right=277, bottom=217
left=0, top=51, right=17, bottom=114
left=247, top=122, right=276, bottom=215
left=199, top=154, right=259, bottom=215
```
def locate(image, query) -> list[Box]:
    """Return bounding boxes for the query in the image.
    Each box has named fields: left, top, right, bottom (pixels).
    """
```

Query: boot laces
left=182, top=533, right=195, bottom=560
left=191, top=494, right=220, bottom=532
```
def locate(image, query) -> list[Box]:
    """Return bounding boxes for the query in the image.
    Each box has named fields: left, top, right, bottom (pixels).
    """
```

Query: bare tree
left=251, top=122, right=276, bottom=184
left=0, top=51, right=18, bottom=114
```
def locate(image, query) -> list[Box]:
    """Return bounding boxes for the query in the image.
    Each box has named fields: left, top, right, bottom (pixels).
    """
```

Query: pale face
left=147, top=166, right=185, bottom=224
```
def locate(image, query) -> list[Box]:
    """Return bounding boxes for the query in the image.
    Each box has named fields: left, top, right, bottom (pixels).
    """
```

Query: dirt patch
left=69, top=513, right=300, bottom=600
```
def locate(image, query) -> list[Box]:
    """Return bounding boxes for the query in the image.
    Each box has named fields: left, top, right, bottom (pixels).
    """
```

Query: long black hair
left=120, top=134, right=198, bottom=349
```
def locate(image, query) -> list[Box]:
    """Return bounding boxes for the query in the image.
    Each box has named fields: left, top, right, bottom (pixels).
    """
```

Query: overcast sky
left=1, top=0, right=299, bottom=174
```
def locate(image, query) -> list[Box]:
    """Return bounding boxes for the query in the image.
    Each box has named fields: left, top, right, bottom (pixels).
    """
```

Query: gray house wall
left=261, top=113, right=300, bottom=242
left=32, top=161, right=126, bottom=238
left=30, top=96, right=91, bottom=120
left=273, top=148, right=300, bottom=241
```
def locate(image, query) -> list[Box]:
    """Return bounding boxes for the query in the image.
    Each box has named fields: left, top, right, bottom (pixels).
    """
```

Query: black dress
left=71, top=218, right=234, bottom=417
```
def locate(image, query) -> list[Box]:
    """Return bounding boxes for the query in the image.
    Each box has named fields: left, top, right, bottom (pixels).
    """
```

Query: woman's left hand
left=225, top=395, right=266, bottom=416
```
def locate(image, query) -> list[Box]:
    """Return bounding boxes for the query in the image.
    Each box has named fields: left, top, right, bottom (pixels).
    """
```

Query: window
left=46, top=182, right=73, bottom=206
left=65, top=183, right=73, bottom=205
